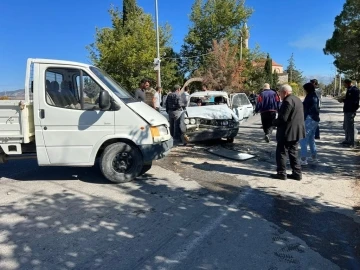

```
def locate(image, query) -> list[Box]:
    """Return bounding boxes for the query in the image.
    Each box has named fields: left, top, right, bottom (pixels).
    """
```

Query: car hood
left=127, top=102, right=169, bottom=126
left=186, top=104, right=238, bottom=120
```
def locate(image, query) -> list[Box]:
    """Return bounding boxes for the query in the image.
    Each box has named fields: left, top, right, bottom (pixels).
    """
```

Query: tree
left=199, top=39, right=245, bottom=93
left=272, top=70, right=279, bottom=88
left=83, top=77, right=101, bottom=102
left=123, top=0, right=137, bottom=26
left=87, top=4, right=183, bottom=91
left=286, top=53, right=304, bottom=85
left=323, top=0, right=360, bottom=80
left=181, top=0, right=252, bottom=75
left=264, top=53, right=273, bottom=86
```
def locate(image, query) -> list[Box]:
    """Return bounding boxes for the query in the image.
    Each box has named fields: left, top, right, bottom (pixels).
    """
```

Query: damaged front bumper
left=182, top=127, right=239, bottom=142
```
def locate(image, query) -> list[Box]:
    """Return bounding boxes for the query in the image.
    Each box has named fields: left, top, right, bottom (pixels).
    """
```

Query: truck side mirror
left=99, top=90, right=111, bottom=110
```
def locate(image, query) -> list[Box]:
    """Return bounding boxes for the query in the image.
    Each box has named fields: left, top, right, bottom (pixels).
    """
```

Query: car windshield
left=189, top=95, right=228, bottom=107
left=90, top=66, right=135, bottom=102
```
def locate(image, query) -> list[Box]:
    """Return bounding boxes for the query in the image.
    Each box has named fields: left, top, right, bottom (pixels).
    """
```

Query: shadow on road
left=0, top=173, right=359, bottom=269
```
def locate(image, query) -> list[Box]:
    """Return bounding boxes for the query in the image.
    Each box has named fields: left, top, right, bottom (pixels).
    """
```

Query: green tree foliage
left=286, top=53, right=304, bottom=85
left=241, top=44, right=267, bottom=92
left=83, top=77, right=101, bottom=101
left=123, top=0, right=137, bottom=26
left=323, top=0, right=360, bottom=80
left=87, top=4, right=183, bottom=92
left=181, top=0, right=252, bottom=75
left=264, top=53, right=273, bottom=86
left=272, top=70, right=279, bottom=89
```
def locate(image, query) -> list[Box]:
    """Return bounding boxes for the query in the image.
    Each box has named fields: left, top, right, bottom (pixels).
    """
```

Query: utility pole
left=334, top=73, right=337, bottom=96
left=154, top=0, right=161, bottom=87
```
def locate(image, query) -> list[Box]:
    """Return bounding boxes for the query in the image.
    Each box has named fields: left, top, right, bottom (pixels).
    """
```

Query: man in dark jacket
left=255, top=83, right=281, bottom=142
left=166, top=85, right=182, bottom=141
left=339, top=79, right=359, bottom=147
left=271, top=84, right=305, bottom=180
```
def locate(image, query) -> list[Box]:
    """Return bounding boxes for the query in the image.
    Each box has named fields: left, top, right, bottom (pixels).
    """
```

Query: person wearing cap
left=165, top=85, right=182, bottom=141
left=339, top=79, right=359, bottom=147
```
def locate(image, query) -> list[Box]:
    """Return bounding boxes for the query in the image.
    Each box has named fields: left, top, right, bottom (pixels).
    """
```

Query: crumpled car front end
left=180, top=105, right=239, bottom=143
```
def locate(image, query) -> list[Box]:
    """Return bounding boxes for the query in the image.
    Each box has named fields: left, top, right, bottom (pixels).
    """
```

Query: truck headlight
left=190, top=118, right=196, bottom=125
left=184, top=119, right=190, bottom=125
left=222, top=120, right=228, bottom=126
left=150, top=125, right=168, bottom=137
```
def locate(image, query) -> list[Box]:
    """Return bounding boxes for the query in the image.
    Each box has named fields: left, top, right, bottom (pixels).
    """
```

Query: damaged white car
left=180, top=91, right=252, bottom=144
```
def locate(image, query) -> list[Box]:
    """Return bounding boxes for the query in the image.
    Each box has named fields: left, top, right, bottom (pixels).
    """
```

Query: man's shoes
left=287, top=174, right=302, bottom=181
left=264, top=134, right=270, bottom=143
left=300, top=159, right=308, bottom=166
left=340, top=140, right=351, bottom=145
left=270, top=173, right=287, bottom=180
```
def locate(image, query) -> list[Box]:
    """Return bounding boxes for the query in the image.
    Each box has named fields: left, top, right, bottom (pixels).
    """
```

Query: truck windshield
left=90, top=66, right=135, bottom=102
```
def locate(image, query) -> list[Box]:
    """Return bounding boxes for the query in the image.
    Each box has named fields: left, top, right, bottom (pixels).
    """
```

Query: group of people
left=133, top=79, right=212, bottom=142
left=254, top=78, right=359, bottom=181
left=133, top=77, right=359, bottom=181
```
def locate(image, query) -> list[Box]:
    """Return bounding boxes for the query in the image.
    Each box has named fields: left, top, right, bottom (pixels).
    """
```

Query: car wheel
left=100, top=142, right=143, bottom=183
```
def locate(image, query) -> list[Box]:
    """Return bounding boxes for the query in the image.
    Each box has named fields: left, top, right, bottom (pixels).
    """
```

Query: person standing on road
left=271, top=84, right=305, bottom=180
left=181, top=86, right=190, bottom=109
left=310, top=79, right=321, bottom=139
left=154, top=86, right=162, bottom=111
left=299, top=83, right=320, bottom=165
left=249, top=91, right=257, bottom=111
left=166, top=85, right=182, bottom=141
left=134, top=78, right=148, bottom=102
left=255, top=83, right=281, bottom=142
left=339, top=79, right=359, bottom=147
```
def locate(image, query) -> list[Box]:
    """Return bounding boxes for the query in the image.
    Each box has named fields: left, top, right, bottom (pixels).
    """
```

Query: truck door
left=37, top=65, right=114, bottom=165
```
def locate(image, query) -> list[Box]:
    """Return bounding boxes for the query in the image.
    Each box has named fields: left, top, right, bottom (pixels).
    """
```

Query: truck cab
left=0, top=58, right=173, bottom=183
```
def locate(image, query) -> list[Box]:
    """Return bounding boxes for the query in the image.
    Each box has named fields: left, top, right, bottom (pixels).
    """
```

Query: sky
left=0, top=0, right=345, bottom=91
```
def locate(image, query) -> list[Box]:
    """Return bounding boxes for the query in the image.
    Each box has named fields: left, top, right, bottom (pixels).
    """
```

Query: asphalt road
left=0, top=97, right=359, bottom=270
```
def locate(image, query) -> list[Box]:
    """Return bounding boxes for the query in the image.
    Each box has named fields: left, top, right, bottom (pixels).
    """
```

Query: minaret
left=243, top=23, right=249, bottom=49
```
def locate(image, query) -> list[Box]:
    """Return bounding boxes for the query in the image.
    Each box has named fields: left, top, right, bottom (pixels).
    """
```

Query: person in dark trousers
left=310, top=79, right=321, bottom=139
left=339, top=79, right=359, bottom=147
left=299, top=83, right=320, bottom=166
left=165, top=85, right=183, bottom=141
left=271, top=84, right=305, bottom=180
left=255, top=83, right=281, bottom=142
left=249, top=91, right=257, bottom=111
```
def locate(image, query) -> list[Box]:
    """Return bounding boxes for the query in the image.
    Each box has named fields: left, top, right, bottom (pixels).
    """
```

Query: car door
left=229, top=94, right=245, bottom=121
left=238, top=93, right=254, bottom=118
left=36, top=65, right=114, bottom=165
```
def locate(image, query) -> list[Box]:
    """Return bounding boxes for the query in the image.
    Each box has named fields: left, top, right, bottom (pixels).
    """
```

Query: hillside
left=0, top=89, right=25, bottom=100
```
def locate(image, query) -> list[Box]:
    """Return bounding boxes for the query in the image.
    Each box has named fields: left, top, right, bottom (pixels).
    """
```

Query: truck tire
left=139, top=163, right=152, bottom=176
left=100, top=142, right=143, bottom=183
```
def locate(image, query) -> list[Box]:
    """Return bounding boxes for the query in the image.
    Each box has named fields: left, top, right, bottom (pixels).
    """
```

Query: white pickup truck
left=0, top=58, right=173, bottom=183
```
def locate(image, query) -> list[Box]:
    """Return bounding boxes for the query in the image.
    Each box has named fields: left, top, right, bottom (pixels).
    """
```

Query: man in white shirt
left=154, top=86, right=162, bottom=111
left=181, top=86, right=190, bottom=109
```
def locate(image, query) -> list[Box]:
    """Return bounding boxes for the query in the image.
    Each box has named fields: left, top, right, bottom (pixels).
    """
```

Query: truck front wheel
left=100, top=142, right=143, bottom=183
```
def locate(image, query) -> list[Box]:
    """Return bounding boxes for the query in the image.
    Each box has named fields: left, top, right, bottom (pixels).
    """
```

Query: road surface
left=0, top=97, right=359, bottom=270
